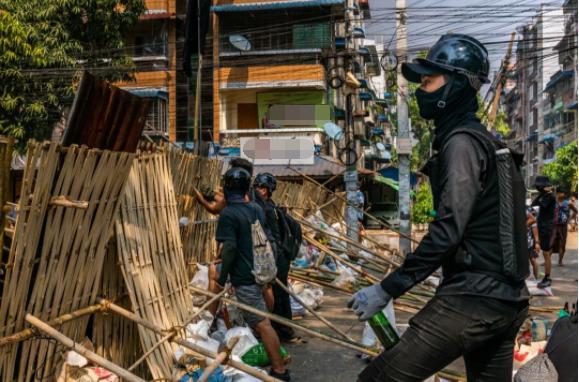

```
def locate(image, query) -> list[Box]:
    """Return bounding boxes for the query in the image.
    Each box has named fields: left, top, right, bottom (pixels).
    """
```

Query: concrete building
left=207, top=0, right=383, bottom=177
left=506, top=5, right=564, bottom=185
left=118, top=0, right=187, bottom=143
left=542, top=0, right=578, bottom=161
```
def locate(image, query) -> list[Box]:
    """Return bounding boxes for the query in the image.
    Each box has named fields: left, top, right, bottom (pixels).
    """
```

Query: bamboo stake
left=197, top=337, right=240, bottom=382
left=190, top=286, right=379, bottom=357
left=97, top=299, right=282, bottom=382
left=287, top=166, right=419, bottom=244
left=24, top=314, right=146, bottom=382
left=0, top=303, right=104, bottom=347
left=274, top=278, right=354, bottom=342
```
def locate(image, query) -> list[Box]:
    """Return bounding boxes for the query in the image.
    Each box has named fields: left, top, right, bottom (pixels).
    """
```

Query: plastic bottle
left=368, top=311, right=399, bottom=349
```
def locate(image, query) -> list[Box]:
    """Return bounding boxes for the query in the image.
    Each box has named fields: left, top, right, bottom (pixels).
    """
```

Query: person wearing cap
left=531, top=175, right=556, bottom=288
left=348, top=34, right=529, bottom=381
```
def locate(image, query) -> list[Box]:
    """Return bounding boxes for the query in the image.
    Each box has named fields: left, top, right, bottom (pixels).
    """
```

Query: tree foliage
left=544, top=141, right=578, bottom=192
left=412, top=181, right=434, bottom=224
left=0, top=0, right=145, bottom=148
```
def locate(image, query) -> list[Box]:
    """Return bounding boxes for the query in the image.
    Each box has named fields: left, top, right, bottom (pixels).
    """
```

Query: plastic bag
left=240, top=343, right=290, bottom=367
left=514, top=353, right=558, bottom=382
left=191, top=264, right=209, bottom=290
left=332, top=267, right=356, bottom=289
left=175, top=367, right=229, bottom=382
left=225, top=326, right=259, bottom=358
left=186, top=320, right=211, bottom=340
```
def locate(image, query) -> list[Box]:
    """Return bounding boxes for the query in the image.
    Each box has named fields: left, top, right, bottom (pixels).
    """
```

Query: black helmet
left=534, top=175, right=551, bottom=190
left=402, top=34, right=490, bottom=90
left=223, top=167, right=251, bottom=193
left=253, top=172, right=277, bottom=194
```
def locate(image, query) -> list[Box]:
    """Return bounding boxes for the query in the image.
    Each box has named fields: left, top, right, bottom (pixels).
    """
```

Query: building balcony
left=219, top=23, right=331, bottom=57
left=216, top=64, right=326, bottom=90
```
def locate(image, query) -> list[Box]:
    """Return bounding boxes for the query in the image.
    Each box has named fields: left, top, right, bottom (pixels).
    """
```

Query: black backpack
left=275, top=207, right=302, bottom=261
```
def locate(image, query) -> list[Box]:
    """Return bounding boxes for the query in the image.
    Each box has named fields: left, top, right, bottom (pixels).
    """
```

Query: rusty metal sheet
left=62, top=72, right=151, bottom=152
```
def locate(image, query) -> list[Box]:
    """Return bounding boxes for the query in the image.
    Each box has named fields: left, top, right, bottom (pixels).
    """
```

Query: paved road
left=285, top=232, right=577, bottom=381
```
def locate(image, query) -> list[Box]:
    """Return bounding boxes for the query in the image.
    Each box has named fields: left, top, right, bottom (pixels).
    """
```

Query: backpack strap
left=441, top=124, right=501, bottom=189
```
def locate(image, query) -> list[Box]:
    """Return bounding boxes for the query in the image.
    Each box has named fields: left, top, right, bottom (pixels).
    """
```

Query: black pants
left=359, top=295, right=528, bottom=382
left=271, top=257, right=295, bottom=341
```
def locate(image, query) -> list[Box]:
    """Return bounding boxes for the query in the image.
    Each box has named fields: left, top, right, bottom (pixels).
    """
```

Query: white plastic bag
left=332, top=267, right=356, bottom=289
left=186, top=320, right=211, bottom=340
left=225, top=326, right=258, bottom=358
left=190, top=264, right=209, bottom=290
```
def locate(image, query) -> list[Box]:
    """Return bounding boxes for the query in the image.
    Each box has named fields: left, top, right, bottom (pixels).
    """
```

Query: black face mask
left=415, top=84, right=449, bottom=120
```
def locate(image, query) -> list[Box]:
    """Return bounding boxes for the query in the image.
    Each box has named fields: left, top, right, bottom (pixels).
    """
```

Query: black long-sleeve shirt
left=381, top=133, right=529, bottom=302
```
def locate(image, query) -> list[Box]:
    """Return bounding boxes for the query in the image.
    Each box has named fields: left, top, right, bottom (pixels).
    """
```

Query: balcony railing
left=220, top=23, right=331, bottom=55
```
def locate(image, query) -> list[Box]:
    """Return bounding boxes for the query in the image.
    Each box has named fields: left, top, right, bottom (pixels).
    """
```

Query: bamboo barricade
left=287, top=166, right=420, bottom=245
left=165, top=145, right=223, bottom=268
left=190, top=286, right=379, bottom=357
left=197, top=337, right=240, bottom=382
left=115, top=152, right=193, bottom=379
left=0, top=142, right=135, bottom=382
left=98, top=299, right=283, bottom=382
left=273, top=278, right=354, bottom=342
left=24, top=314, right=146, bottom=382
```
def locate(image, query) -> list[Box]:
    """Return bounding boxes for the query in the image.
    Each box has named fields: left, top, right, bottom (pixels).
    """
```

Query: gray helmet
left=402, top=34, right=490, bottom=90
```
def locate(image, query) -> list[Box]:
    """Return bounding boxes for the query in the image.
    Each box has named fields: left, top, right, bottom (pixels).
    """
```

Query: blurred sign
left=240, top=136, right=315, bottom=165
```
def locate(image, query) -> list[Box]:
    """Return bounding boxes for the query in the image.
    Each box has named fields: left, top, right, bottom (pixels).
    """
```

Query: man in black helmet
left=253, top=173, right=303, bottom=343
left=215, top=167, right=290, bottom=382
left=349, top=34, right=529, bottom=381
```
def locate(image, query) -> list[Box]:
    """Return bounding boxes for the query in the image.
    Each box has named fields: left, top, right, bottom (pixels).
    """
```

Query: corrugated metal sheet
left=62, top=72, right=151, bottom=153
left=220, top=154, right=344, bottom=177
left=212, top=0, right=343, bottom=12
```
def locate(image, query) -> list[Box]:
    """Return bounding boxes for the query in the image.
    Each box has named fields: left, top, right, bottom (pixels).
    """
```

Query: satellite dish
left=229, top=35, right=251, bottom=51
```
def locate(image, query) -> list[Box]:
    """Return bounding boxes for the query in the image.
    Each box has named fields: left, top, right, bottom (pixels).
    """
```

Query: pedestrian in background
left=551, top=188, right=577, bottom=266
left=532, top=176, right=556, bottom=288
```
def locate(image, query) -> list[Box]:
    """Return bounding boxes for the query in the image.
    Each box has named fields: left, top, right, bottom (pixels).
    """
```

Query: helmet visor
left=401, top=61, right=445, bottom=83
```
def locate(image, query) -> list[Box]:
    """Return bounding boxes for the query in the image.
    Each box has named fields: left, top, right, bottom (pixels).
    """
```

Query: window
left=144, top=97, right=169, bottom=136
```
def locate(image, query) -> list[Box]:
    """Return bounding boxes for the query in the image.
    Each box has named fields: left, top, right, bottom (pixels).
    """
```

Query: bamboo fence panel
left=116, top=152, right=192, bottom=380
left=92, top=237, right=150, bottom=379
left=166, top=146, right=222, bottom=269
left=0, top=142, right=134, bottom=382
left=274, top=181, right=345, bottom=225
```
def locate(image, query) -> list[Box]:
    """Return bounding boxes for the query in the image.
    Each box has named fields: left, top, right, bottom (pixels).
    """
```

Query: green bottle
left=368, top=311, right=399, bottom=349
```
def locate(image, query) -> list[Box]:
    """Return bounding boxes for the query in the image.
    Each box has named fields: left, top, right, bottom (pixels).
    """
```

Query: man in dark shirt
left=348, top=34, right=529, bottom=382
left=531, top=176, right=556, bottom=288
left=253, top=172, right=299, bottom=343
left=215, top=167, right=290, bottom=382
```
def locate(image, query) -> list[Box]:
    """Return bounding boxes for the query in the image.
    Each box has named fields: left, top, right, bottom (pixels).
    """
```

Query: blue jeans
left=358, top=295, right=528, bottom=382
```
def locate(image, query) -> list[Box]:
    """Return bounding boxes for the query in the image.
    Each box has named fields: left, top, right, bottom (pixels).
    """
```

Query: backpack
left=249, top=207, right=277, bottom=285
left=276, top=207, right=303, bottom=261
left=443, top=125, right=529, bottom=282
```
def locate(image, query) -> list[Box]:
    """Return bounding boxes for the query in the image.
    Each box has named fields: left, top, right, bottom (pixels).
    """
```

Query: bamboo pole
left=190, top=286, right=379, bottom=357
left=287, top=166, right=419, bottom=244
left=0, top=303, right=104, bottom=347
left=297, top=214, right=398, bottom=267
left=24, top=314, right=146, bottom=382
left=303, top=236, right=380, bottom=284
left=97, top=299, right=282, bottom=382
left=274, top=278, right=354, bottom=342
left=127, top=332, right=174, bottom=372
left=197, top=337, right=240, bottom=382
left=288, top=273, right=354, bottom=295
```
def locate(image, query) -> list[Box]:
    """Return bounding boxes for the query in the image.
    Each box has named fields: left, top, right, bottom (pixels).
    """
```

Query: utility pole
left=396, top=0, right=411, bottom=255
